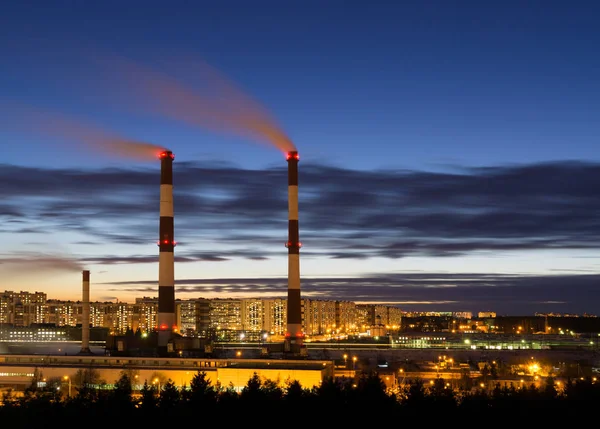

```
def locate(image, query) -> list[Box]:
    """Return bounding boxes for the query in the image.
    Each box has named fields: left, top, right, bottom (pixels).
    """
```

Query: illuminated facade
left=0, top=291, right=47, bottom=326
left=177, top=299, right=198, bottom=337
left=104, top=303, right=134, bottom=335
left=478, top=311, right=497, bottom=318
left=355, top=304, right=376, bottom=333
left=46, top=300, right=77, bottom=327
left=134, top=297, right=159, bottom=334
left=210, top=299, right=243, bottom=332
left=0, top=296, right=9, bottom=325
left=10, top=290, right=598, bottom=343
left=304, top=299, right=336, bottom=336
left=89, top=304, right=106, bottom=329
left=263, top=298, right=286, bottom=336
left=241, top=299, right=264, bottom=333
left=336, top=300, right=358, bottom=334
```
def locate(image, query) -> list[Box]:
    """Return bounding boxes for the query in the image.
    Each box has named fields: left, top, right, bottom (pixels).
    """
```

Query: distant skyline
left=1, top=1, right=599, bottom=315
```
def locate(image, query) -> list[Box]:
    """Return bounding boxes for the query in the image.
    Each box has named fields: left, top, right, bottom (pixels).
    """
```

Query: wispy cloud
left=98, top=272, right=600, bottom=315
left=3, top=159, right=600, bottom=314
left=0, top=251, right=84, bottom=280
left=1, top=160, right=600, bottom=260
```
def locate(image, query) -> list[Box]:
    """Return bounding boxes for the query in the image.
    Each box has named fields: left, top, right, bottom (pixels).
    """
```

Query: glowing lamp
left=159, top=151, right=175, bottom=160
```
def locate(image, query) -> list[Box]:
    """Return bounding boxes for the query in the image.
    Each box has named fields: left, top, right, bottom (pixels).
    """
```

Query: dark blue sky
left=2, top=0, right=599, bottom=169
left=1, top=1, right=599, bottom=315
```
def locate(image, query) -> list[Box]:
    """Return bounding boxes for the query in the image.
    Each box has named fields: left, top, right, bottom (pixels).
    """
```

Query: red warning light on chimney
left=286, top=151, right=299, bottom=161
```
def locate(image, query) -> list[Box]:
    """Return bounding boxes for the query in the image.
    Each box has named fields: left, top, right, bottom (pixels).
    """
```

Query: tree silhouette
left=424, top=377, right=456, bottom=416
left=353, top=371, right=392, bottom=404
left=283, top=379, right=311, bottom=405
left=3, top=366, right=600, bottom=421
left=216, top=382, right=239, bottom=407
left=240, top=372, right=263, bottom=401
left=73, top=367, right=102, bottom=390
left=480, top=364, right=491, bottom=384
left=542, top=376, right=558, bottom=400
left=260, top=378, right=283, bottom=402
left=489, top=362, right=499, bottom=379
left=404, top=378, right=426, bottom=402
left=459, top=367, right=473, bottom=391
left=158, top=379, right=180, bottom=411
left=25, top=367, right=44, bottom=394
left=186, top=371, right=217, bottom=405
left=139, top=381, right=157, bottom=412
left=314, top=376, right=349, bottom=406
left=110, top=373, right=134, bottom=407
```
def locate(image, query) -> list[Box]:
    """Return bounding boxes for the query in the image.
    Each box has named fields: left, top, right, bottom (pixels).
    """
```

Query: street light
left=352, top=356, right=357, bottom=369
left=63, top=375, right=71, bottom=398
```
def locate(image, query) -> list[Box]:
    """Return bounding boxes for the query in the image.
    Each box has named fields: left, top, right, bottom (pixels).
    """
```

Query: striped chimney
left=80, top=270, right=91, bottom=354
left=158, top=150, right=176, bottom=351
left=285, top=151, right=303, bottom=345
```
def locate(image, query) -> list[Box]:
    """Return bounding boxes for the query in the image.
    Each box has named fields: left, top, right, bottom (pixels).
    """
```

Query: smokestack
left=79, top=270, right=92, bottom=355
left=285, top=151, right=303, bottom=348
left=158, top=150, right=176, bottom=353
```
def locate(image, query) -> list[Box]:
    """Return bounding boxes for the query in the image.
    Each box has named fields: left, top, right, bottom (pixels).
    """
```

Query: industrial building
left=0, top=353, right=335, bottom=393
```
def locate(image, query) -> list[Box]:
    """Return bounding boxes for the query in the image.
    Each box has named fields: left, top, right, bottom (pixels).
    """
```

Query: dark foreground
left=1, top=370, right=598, bottom=426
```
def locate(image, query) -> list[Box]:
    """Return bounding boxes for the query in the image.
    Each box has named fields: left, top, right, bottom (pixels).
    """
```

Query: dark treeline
left=1, top=370, right=598, bottom=425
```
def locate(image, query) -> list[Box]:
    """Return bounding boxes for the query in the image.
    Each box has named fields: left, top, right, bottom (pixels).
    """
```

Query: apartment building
left=0, top=290, right=403, bottom=339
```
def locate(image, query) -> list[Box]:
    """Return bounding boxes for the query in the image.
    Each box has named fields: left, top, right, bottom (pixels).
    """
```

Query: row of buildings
left=0, top=290, right=403, bottom=340
left=2, top=290, right=599, bottom=344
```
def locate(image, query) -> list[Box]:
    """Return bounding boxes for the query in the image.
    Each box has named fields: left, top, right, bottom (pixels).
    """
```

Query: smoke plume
left=100, top=55, right=296, bottom=154
left=2, top=105, right=168, bottom=161
left=0, top=252, right=84, bottom=278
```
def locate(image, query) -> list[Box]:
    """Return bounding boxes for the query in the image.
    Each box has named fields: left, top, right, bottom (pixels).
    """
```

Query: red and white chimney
left=285, top=151, right=303, bottom=348
left=157, top=150, right=176, bottom=353
left=79, top=270, right=92, bottom=354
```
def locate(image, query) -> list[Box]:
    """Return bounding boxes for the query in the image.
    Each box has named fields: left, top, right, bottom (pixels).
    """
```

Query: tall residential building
left=176, top=298, right=210, bottom=337
left=305, top=299, right=336, bottom=336
left=0, top=295, right=9, bottom=325
left=0, top=291, right=47, bottom=326
left=373, top=305, right=402, bottom=330
left=263, top=298, right=286, bottom=336
left=46, top=300, right=78, bottom=327
left=89, top=302, right=107, bottom=328
left=241, top=299, right=264, bottom=333
left=336, top=301, right=358, bottom=334
left=106, top=302, right=135, bottom=334
left=134, top=297, right=159, bottom=334
left=356, top=304, right=376, bottom=333
left=177, top=299, right=197, bottom=337
left=210, top=299, right=243, bottom=340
